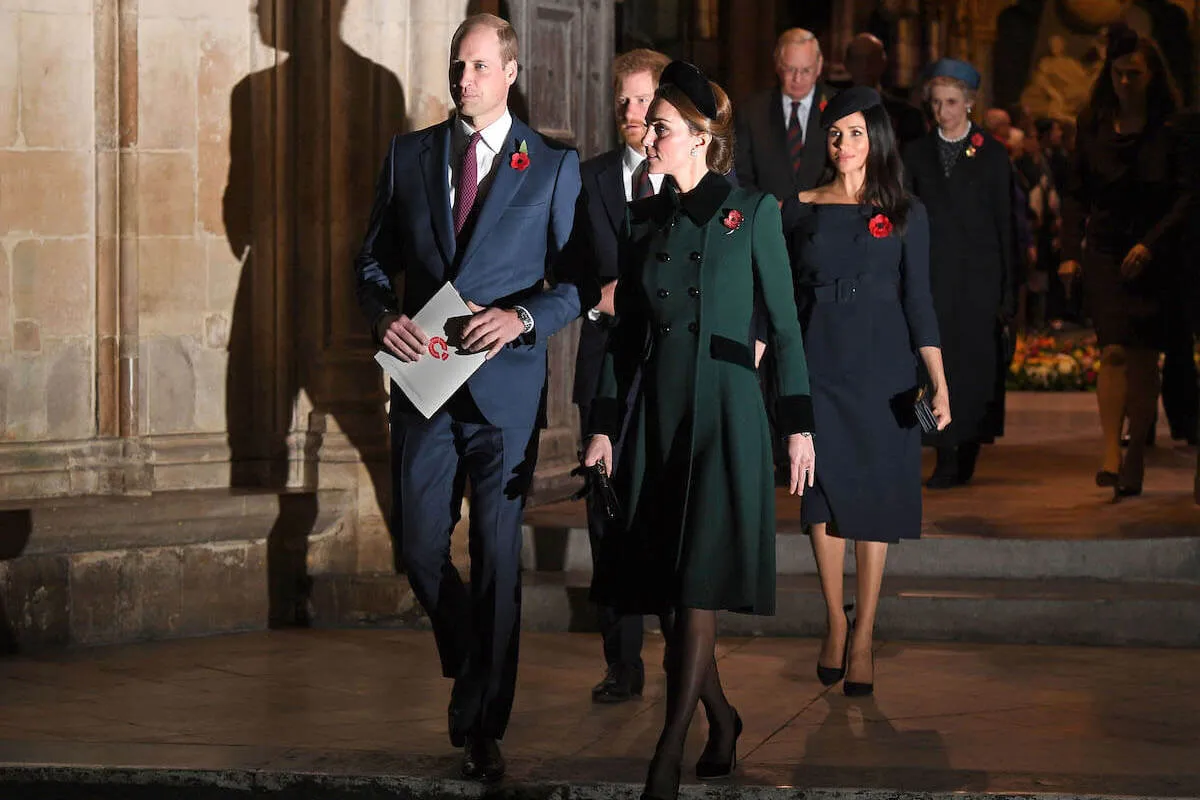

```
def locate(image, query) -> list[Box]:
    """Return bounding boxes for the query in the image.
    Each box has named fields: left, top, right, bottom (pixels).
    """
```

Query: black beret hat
left=659, top=60, right=718, bottom=120
left=819, top=86, right=882, bottom=129
left=1107, top=22, right=1140, bottom=61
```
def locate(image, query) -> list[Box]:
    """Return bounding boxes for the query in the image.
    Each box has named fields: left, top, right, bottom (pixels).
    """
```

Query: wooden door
left=500, top=0, right=615, bottom=501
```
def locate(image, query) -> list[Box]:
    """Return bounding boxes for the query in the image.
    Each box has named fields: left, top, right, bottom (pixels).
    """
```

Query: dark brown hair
left=654, top=81, right=735, bottom=175
left=1081, top=25, right=1179, bottom=133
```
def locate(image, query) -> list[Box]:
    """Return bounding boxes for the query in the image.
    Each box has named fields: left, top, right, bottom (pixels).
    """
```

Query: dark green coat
left=589, top=171, right=813, bottom=615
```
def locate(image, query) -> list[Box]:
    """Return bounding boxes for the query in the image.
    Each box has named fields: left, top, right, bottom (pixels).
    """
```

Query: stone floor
left=2, top=629, right=1200, bottom=798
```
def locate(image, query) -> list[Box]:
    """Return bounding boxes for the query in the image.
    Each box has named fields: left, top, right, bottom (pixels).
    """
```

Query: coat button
left=688, top=287, right=700, bottom=298
left=656, top=252, right=671, bottom=262
left=659, top=323, right=671, bottom=335
left=689, top=251, right=702, bottom=262
left=657, top=288, right=670, bottom=299
left=687, top=322, right=699, bottom=333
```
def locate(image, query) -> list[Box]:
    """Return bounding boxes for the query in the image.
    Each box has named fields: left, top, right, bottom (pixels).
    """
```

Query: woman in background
left=904, top=59, right=1014, bottom=488
left=1059, top=25, right=1189, bottom=498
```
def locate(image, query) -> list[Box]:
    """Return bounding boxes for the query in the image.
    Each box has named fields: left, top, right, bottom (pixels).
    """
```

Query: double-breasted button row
left=657, top=321, right=701, bottom=335
left=689, top=251, right=702, bottom=263
left=656, top=252, right=671, bottom=262
left=657, top=288, right=670, bottom=298
left=688, top=287, right=701, bottom=298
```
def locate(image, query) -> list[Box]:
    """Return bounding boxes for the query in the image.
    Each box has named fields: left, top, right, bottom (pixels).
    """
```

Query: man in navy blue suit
left=569, top=48, right=669, bottom=704
left=354, top=13, right=580, bottom=780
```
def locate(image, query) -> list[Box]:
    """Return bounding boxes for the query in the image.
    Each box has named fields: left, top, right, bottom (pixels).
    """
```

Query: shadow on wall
left=223, top=0, right=407, bottom=626
left=0, top=510, right=32, bottom=654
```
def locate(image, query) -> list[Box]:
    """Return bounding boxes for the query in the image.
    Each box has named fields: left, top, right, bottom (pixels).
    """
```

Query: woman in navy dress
left=785, top=87, right=950, bottom=696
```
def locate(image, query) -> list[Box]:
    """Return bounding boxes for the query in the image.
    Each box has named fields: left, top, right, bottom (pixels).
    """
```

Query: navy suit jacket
left=734, top=85, right=835, bottom=204
left=567, top=149, right=625, bottom=406
left=355, top=116, right=582, bottom=430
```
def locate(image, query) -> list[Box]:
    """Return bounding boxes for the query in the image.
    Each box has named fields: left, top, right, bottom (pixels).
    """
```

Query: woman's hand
left=787, top=433, right=816, bottom=496
left=931, top=387, right=952, bottom=431
left=1120, top=243, right=1152, bottom=279
left=582, top=435, right=613, bottom=472
left=1058, top=259, right=1081, bottom=282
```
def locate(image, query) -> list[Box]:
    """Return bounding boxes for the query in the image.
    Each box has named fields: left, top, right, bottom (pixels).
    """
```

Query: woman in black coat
left=1059, top=26, right=1189, bottom=498
left=786, top=87, right=950, bottom=697
left=903, top=59, right=1014, bottom=488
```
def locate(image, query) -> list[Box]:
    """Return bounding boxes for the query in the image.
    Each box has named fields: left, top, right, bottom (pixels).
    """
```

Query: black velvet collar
left=631, top=170, right=733, bottom=228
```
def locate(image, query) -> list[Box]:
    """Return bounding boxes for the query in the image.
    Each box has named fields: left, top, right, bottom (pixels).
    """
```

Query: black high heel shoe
left=844, top=628, right=875, bottom=697
left=816, top=605, right=853, bottom=686
left=695, top=708, right=742, bottom=780
left=1095, top=470, right=1118, bottom=488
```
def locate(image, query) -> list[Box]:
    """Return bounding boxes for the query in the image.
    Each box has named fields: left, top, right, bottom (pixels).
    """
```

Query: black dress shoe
left=695, top=708, right=742, bottom=779
left=461, top=736, right=505, bottom=781
left=592, top=664, right=644, bottom=704
left=925, top=447, right=960, bottom=489
left=1095, top=470, right=1119, bottom=488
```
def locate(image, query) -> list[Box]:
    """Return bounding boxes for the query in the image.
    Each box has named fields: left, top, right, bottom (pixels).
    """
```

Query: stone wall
left=0, top=0, right=468, bottom=546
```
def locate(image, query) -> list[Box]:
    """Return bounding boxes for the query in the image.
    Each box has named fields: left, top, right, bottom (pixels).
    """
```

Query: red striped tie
left=787, top=100, right=804, bottom=175
left=454, top=132, right=482, bottom=238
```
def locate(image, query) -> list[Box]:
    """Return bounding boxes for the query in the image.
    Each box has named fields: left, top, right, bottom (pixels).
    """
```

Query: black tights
left=644, top=607, right=737, bottom=797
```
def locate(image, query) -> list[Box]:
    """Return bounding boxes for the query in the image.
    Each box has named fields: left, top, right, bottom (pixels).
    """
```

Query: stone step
left=0, top=488, right=353, bottom=650
left=0, top=488, right=349, bottom=554
left=309, top=571, right=1200, bottom=647
left=521, top=525, right=1200, bottom=583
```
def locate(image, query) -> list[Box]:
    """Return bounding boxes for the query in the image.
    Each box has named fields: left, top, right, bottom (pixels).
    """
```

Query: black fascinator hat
left=819, top=86, right=882, bottom=129
left=658, top=60, right=718, bottom=120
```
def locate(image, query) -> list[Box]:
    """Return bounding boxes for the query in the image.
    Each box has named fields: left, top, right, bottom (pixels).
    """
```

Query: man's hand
left=463, top=301, right=526, bottom=359
left=378, top=313, right=429, bottom=362
left=596, top=280, right=618, bottom=317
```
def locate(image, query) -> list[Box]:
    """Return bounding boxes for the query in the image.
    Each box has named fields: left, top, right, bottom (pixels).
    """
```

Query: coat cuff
left=776, top=394, right=815, bottom=435
left=588, top=397, right=622, bottom=440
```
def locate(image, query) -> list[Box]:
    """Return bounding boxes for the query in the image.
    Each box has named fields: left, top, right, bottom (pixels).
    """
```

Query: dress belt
left=802, top=277, right=900, bottom=304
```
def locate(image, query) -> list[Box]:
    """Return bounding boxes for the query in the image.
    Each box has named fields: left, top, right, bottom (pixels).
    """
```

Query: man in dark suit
left=354, top=13, right=580, bottom=781
left=734, top=28, right=836, bottom=204
left=844, top=33, right=926, bottom=149
left=569, top=48, right=670, bottom=705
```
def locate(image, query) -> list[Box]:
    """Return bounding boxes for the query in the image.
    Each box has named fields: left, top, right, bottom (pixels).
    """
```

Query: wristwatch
left=513, top=305, right=534, bottom=335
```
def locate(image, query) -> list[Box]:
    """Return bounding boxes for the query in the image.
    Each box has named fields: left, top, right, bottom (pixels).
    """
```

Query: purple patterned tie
left=454, top=131, right=482, bottom=237
left=787, top=100, right=804, bottom=175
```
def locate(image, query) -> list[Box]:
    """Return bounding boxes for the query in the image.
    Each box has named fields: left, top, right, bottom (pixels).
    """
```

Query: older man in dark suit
left=734, top=28, right=836, bottom=204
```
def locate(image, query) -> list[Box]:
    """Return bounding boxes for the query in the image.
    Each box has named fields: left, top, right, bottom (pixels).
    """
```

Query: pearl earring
left=690, top=147, right=698, bottom=157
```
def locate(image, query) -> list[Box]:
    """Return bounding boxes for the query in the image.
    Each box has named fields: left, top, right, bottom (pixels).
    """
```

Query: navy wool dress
left=785, top=200, right=940, bottom=542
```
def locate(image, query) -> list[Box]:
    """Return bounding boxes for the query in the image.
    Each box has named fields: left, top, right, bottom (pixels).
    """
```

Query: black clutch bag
left=914, top=386, right=938, bottom=434
left=570, top=459, right=621, bottom=522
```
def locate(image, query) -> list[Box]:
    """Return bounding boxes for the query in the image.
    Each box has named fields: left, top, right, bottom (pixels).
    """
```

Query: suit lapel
left=460, top=119, right=532, bottom=268
left=597, top=150, right=625, bottom=235
left=421, top=122, right=455, bottom=267
left=767, top=92, right=788, bottom=161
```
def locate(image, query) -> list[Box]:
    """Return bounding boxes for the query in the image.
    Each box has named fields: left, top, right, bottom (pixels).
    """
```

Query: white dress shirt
left=620, top=145, right=665, bottom=202
left=780, top=87, right=816, bottom=144
left=449, top=109, right=514, bottom=212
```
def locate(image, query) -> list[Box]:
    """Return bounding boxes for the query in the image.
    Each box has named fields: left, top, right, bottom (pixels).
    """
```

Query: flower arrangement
left=1007, top=331, right=1100, bottom=391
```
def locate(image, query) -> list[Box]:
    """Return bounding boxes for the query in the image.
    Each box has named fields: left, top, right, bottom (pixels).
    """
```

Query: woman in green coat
left=582, top=62, right=815, bottom=800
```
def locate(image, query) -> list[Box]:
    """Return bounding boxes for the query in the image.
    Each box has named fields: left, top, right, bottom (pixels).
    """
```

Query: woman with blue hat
left=903, top=58, right=1015, bottom=488
left=785, top=85, right=950, bottom=697
left=582, top=61, right=815, bottom=799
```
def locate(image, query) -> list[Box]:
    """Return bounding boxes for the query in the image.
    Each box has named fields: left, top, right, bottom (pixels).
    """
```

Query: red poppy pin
left=868, top=213, right=893, bottom=239
left=510, top=139, right=530, bottom=171
left=965, top=131, right=984, bottom=158
left=819, top=97, right=828, bottom=112
left=721, top=208, right=744, bottom=234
